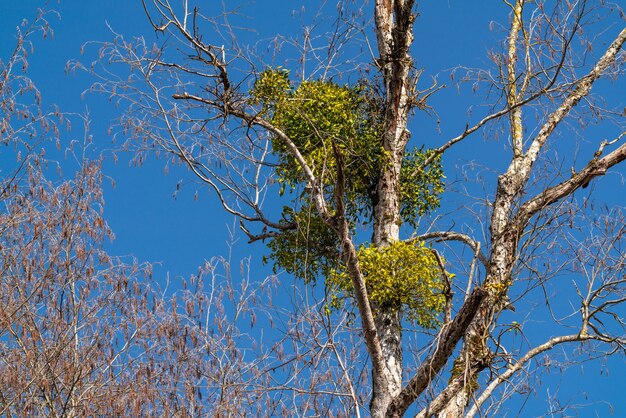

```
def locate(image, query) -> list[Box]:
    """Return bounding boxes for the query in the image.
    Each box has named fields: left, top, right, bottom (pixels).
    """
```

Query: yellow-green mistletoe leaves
left=400, top=148, right=445, bottom=228
left=266, top=204, right=340, bottom=283
left=327, top=240, right=445, bottom=328
left=252, top=70, right=383, bottom=205
left=249, top=67, right=291, bottom=110
left=252, top=69, right=445, bottom=284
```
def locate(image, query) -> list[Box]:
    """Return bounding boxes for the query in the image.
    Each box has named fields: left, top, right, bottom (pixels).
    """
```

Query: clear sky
left=1, top=0, right=515, bottom=280
left=1, top=0, right=625, bottom=416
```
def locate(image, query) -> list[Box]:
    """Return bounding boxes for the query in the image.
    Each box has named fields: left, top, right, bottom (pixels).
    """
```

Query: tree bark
left=435, top=22, right=626, bottom=418
left=370, top=1, right=417, bottom=416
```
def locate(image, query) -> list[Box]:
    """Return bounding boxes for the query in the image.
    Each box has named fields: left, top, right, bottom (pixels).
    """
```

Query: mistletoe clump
left=327, top=240, right=445, bottom=328
left=265, top=204, right=340, bottom=283
left=251, top=69, right=445, bottom=289
left=251, top=68, right=383, bottom=210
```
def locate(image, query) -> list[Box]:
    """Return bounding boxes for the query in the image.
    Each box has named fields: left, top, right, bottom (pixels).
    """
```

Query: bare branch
left=414, top=231, right=488, bottom=267
left=465, top=334, right=600, bottom=418
left=414, top=375, right=468, bottom=418
left=519, top=141, right=626, bottom=223
left=524, top=27, right=626, bottom=168
left=171, top=92, right=334, bottom=220
left=386, top=287, right=487, bottom=417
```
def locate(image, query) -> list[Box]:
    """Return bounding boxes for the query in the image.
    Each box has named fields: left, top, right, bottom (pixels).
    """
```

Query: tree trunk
left=370, top=0, right=416, bottom=416
left=438, top=392, right=468, bottom=418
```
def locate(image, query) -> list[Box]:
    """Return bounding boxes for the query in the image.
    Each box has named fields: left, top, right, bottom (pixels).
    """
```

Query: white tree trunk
left=370, top=0, right=416, bottom=416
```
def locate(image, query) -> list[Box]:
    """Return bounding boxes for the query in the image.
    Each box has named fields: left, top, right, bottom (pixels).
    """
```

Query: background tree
left=0, top=10, right=158, bottom=415
left=78, top=0, right=626, bottom=416
left=1, top=8, right=301, bottom=417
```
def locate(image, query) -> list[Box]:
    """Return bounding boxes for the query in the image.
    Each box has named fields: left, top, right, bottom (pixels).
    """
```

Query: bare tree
left=0, top=155, right=307, bottom=416
left=82, top=0, right=626, bottom=416
left=0, top=12, right=159, bottom=415
left=2, top=8, right=330, bottom=417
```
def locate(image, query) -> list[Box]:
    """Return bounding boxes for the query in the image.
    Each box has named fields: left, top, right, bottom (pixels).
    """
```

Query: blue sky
left=2, top=0, right=625, bottom=416
left=2, top=0, right=516, bottom=279
left=2, top=0, right=239, bottom=274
